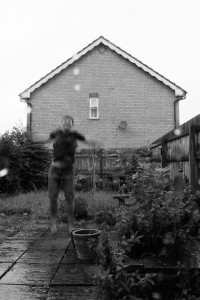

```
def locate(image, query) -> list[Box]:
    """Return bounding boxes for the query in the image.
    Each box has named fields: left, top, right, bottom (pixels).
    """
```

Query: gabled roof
left=19, top=36, right=187, bottom=100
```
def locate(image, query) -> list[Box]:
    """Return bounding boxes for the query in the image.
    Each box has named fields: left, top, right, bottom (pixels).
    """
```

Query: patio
left=0, top=222, right=98, bottom=300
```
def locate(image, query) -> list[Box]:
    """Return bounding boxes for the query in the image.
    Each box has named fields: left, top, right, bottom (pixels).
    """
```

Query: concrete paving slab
left=0, top=263, right=58, bottom=285
left=47, top=286, right=98, bottom=300
left=0, top=239, right=35, bottom=253
left=0, top=285, right=48, bottom=300
left=0, top=263, right=13, bottom=277
left=61, top=249, right=96, bottom=264
left=11, top=229, right=48, bottom=240
left=30, top=236, right=71, bottom=250
left=68, top=242, right=74, bottom=250
left=6, top=236, right=39, bottom=244
left=0, top=250, right=25, bottom=263
left=18, top=249, right=65, bottom=264
left=0, top=229, right=15, bottom=242
left=51, top=263, right=99, bottom=285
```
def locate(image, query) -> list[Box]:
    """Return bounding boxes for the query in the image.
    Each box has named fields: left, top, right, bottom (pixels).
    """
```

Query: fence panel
left=166, top=135, right=189, bottom=161
left=150, top=117, right=200, bottom=189
left=75, top=153, right=121, bottom=176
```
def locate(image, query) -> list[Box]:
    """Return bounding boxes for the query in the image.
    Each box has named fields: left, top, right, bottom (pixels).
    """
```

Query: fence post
left=189, top=124, right=197, bottom=190
left=161, top=139, right=167, bottom=168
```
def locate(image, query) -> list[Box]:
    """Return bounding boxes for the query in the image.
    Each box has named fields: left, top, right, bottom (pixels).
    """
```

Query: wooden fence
left=150, top=114, right=200, bottom=189
left=74, top=149, right=134, bottom=183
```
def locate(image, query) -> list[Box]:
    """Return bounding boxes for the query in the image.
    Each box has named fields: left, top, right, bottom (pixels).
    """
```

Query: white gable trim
left=19, top=36, right=186, bottom=100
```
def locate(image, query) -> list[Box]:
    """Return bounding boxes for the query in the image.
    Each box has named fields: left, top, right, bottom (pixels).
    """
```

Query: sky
left=0, top=0, right=199, bottom=134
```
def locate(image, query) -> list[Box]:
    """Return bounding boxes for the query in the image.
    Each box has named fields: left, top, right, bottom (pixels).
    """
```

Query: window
left=89, top=93, right=99, bottom=119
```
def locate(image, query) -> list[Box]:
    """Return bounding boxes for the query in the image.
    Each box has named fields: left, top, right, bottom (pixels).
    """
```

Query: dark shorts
left=48, top=165, right=75, bottom=218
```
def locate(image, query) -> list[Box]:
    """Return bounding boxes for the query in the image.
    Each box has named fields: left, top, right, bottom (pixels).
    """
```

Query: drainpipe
left=27, top=103, right=32, bottom=134
left=20, top=97, right=32, bottom=133
left=174, top=95, right=185, bottom=128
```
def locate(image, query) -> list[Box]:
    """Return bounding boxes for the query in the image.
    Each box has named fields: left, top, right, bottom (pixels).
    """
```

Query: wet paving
left=0, top=222, right=99, bottom=300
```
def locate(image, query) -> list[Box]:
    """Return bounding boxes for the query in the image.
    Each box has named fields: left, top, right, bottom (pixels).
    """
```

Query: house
left=19, top=36, right=187, bottom=151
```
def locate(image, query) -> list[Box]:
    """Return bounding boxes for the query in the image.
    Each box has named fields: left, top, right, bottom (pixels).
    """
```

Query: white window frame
left=89, top=97, right=99, bottom=119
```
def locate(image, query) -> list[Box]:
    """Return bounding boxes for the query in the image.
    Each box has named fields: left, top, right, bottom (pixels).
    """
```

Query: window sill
left=88, top=118, right=100, bottom=120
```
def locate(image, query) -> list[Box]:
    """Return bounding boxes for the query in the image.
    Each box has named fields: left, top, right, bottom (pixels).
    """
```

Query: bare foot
left=50, top=218, right=57, bottom=233
left=51, top=223, right=57, bottom=233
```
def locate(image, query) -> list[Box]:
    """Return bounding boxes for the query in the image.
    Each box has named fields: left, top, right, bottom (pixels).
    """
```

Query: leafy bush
left=96, top=229, right=156, bottom=300
left=116, top=154, right=200, bottom=262
left=0, top=125, right=51, bottom=195
left=95, top=209, right=117, bottom=226
left=95, top=227, right=200, bottom=300
left=57, top=196, right=68, bottom=222
left=74, top=174, right=93, bottom=191
left=74, top=196, right=88, bottom=219
left=95, top=147, right=200, bottom=299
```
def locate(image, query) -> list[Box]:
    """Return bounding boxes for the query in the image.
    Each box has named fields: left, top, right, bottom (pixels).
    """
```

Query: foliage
left=58, top=195, right=89, bottom=222
left=0, top=191, right=49, bottom=218
left=96, top=229, right=156, bottom=300
left=74, top=196, right=88, bottom=219
left=94, top=209, right=117, bottom=226
left=96, top=222, right=200, bottom=299
left=117, top=189, right=200, bottom=262
left=174, top=263, right=200, bottom=300
left=0, top=125, right=51, bottom=195
left=92, top=146, right=200, bottom=299
left=0, top=190, right=116, bottom=220
left=74, top=173, right=93, bottom=191
left=104, top=179, right=121, bottom=192
left=87, top=236, right=100, bottom=260
left=114, top=147, right=200, bottom=262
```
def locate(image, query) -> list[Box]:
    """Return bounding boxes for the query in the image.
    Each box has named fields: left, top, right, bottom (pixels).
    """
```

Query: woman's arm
left=73, top=131, right=102, bottom=148
left=31, top=132, right=53, bottom=144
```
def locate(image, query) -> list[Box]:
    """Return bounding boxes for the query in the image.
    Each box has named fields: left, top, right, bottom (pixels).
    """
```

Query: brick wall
left=30, top=45, right=177, bottom=149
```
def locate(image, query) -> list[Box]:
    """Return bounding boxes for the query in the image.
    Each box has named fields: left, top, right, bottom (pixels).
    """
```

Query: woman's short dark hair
left=62, top=115, right=74, bottom=125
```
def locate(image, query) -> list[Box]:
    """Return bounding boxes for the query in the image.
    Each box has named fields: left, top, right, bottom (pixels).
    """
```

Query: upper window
left=89, top=93, right=99, bottom=119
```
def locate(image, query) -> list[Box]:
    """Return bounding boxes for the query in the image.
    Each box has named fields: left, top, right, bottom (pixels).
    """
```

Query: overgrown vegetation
left=96, top=227, right=200, bottom=300
left=94, top=147, right=200, bottom=299
left=74, top=174, right=93, bottom=191
left=96, top=228, right=157, bottom=300
left=115, top=161, right=200, bottom=262
left=0, top=190, right=117, bottom=219
left=0, top=125, right=51, bottom=195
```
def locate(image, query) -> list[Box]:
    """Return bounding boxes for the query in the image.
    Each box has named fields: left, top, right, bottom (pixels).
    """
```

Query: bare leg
left=50, top=217, right=57, bottom=233
left=48, top=166, right=60, bottom=233
left=63, top=169, right=75, bottom=233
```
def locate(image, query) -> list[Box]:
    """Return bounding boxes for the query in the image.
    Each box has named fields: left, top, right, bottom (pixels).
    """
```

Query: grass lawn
left=0, top=190, right=117, bottom=220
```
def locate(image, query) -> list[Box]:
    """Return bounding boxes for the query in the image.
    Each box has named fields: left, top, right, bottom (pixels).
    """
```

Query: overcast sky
left=0, top=0, right=199, bottom=134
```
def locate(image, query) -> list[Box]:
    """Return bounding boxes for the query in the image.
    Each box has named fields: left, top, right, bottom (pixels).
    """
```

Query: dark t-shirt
left=50, top=129, right=85, bottom=168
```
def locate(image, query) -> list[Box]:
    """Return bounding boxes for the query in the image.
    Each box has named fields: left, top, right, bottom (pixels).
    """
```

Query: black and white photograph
left=0, top=0, right=200, bottom=299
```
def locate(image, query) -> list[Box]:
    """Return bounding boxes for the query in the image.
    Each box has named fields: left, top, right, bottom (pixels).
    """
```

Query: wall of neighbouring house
left=30, top=45, right=177, bottom=149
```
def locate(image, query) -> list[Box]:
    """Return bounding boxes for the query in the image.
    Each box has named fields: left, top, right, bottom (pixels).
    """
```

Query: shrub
left=74, top=174, right=93, bottom=191
left=58, top=196, right=68, bottom=222
left=116, top=156, right=200, bottom=262
left=0, top=125, right=51, bottom=195
left=96, top=229, right=156, bottom=300
left=58, top=195, right=89, bottom=222
left=74, top=196, right=88, bottom=219
left=94, top=209, right=117, bottom=226
left=95, top=227, right=200, bottom=300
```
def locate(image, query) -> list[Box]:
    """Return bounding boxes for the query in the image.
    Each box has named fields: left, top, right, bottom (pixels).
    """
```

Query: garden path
left=1, top=216, right=200, bottom=299
left=0, top=219, right=98, bottom=300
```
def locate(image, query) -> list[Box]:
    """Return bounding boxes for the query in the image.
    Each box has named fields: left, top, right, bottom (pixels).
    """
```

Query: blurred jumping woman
left=38, top=115, right=99, bottom=233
